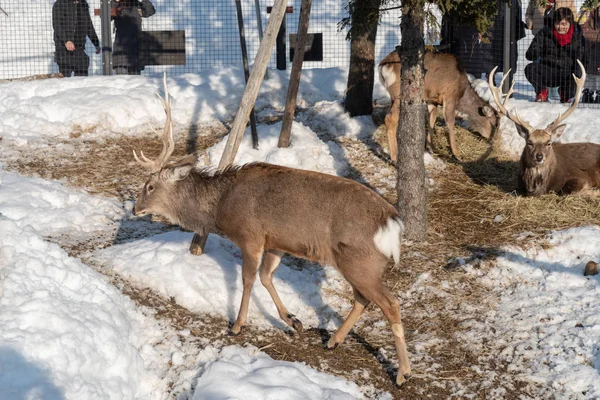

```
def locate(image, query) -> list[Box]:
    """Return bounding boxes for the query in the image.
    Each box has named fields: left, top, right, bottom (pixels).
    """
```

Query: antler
left=546, top=59, right=586, bottom=132
left=133, top=73, right=175, bottom=173
left=488, top=67, right=535, bottom=133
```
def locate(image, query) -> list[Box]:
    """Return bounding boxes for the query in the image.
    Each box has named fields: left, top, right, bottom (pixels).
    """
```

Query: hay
left=426, top=124, right=600, bottom=251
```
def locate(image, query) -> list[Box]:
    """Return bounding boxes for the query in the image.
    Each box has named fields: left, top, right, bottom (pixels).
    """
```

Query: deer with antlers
left=132, top=76, right=412, bottom=386
left=489, top=60, right=600, bottom=195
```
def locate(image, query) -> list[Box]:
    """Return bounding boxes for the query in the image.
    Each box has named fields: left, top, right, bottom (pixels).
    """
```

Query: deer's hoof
left=229, top=324, right=244, bottom=336
left=290, top=316, right=303, bottom=334
left=326, top=337, right=340, bottom=350
left=396, top=372, right=411, bottom=387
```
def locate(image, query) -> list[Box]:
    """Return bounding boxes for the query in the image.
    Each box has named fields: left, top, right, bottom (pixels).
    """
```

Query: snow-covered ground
left=461, top=227, right=600, bottom=399
left=1, top=65, right=600, bottom=398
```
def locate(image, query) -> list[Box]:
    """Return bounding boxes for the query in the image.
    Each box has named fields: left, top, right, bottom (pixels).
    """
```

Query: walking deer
left=132, top=76, right=412, bottom=386
left=489, top=60, right=600, bottom=196
left=379, top=49, right=500, bottom=161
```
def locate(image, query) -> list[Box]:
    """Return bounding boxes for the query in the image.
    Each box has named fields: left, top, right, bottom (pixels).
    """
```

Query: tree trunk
left=344, top=0, right=380, bottom=117
left=397, top=2, right=427, bottom=241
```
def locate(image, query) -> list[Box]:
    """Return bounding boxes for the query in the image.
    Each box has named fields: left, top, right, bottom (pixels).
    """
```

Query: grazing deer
left=489, top=60, right=600, bottom=196
left=379, top=49, right=500, bottom=161
left=132, top=76, right=412, bottom=386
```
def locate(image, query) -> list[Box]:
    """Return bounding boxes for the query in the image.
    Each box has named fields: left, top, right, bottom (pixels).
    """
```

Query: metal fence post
left=100, top=0, right=113, bottom=76
left=502, top=1, right=512, bottom=92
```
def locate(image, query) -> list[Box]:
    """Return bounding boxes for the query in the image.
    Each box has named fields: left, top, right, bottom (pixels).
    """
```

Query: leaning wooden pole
left=278, top=0, right=312, bottom=148
left=189, top=0, right=288, bottom=256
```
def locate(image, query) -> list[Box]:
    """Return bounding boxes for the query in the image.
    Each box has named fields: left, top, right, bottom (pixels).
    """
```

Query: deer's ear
left=515, top=123, right=530, bottom=139
left=551, top=124, right=567, bottom=141
left=160, top=161, right=195, bottom=182
left=481, top=105, right=495, bottom=117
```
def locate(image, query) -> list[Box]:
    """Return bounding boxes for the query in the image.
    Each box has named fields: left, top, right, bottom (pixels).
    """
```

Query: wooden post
left=235, top=0, right=259, bottom=149
left=254, top=0, right=268, bottom=80
left=278, top=0, right=312, bottom=148
left=219, top=0, right=288, bottom=167
left=189, top=0, right=288, bottom=256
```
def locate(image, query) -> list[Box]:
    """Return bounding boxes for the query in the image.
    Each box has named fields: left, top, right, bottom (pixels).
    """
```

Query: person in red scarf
left=525, top=7, right=586, bottom=102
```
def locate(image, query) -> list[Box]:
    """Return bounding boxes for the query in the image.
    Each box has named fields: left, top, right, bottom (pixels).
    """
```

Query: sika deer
left=379, top=49, right=500, bottom=161
left=132, top=76, right=412, bottom=386
left=489, top=60, right=600, bottom=196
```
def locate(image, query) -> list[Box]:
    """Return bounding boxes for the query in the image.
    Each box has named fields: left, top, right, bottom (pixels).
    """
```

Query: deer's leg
left=426, top=104, right=437, bottom=152
left=353, top=278, right=411, bottom=387
left=327, top=289, right=370, bottom=349
left=443, top=100, right=460, bottom=160
left=231, top=244, right=263, bottom=335
left=385, top=97, right=400, bottom=163
left=259, top=250, right=303, bottom=333
left=339, top=252, right=411, bottom=387
left=561, top=179, right=590, bottom=195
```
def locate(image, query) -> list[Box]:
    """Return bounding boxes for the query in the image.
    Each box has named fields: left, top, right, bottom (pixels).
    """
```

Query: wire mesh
left=2, top=1, right=599, bottom=110
left=0, top=0, right=402, bottom=80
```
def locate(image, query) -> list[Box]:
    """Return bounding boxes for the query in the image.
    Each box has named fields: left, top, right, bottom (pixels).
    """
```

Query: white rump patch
left=373, top=216, right=403, bottom=264
left=378, top=64, right=396, bottom=90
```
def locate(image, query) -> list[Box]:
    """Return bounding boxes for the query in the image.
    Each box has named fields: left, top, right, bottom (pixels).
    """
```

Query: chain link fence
left=2, top=1, right=600, bottom=108
left=442, top=0, right=600, bottom=107
left=0, top=0, right=401, bottom=80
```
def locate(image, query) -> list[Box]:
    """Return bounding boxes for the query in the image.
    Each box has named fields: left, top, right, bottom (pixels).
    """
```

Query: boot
left=536, top=88, right=549, bottom=102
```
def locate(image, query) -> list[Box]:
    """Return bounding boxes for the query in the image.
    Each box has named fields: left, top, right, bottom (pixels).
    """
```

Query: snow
left=0, top=169, right=124, bottom=236
left=91, top=230, right=351, bottom=333
left=0, top=71, right=375, bottom=399
left=461, top=226, right=600, bottom=398
left=188, top=345, right=364, bottom=400
left=206, top=120, right=349, bottom=175
left=0, top=218, right=169, bottom=399
left=2, top=7, right=600, bottom=396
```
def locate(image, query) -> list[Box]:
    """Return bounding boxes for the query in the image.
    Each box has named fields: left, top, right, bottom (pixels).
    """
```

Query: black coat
left=52, top=0, right=99, bottom=57
left=111, top=0, right=156, bottom=69
left=526, top=26, right=586, bottom=72
left=441, top=0, right=526, bottom=76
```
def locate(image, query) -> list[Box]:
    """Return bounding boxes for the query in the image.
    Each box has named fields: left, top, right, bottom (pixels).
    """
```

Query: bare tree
left=396, top=1, right=427, bottom=241
left=343, top=0, right=382, bottom=116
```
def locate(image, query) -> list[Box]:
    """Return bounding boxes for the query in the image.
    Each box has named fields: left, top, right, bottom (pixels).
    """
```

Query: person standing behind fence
left=111, top=0, right=156, bottom=75
left=525, top=0, right=577, bottom=35
left=52, top=0, right=101, bottom=77
left=525, top=7, right=585, bottom=103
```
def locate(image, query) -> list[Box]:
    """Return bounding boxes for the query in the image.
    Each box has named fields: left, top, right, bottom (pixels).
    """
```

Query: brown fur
left=518, top=128, right=600, bottom=195
left=378, top=50, right=499, bottom=161
left=133, top=160, right=412, bottom=386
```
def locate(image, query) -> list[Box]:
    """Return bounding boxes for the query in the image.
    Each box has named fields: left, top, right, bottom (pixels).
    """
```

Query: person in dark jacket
left=441, top=0, right=526, bottom=79
left=525, top=7, right=586, bottom=102
left=52, top=0, right=101, bottom=77
left=111, top=0, right=156, bottom=75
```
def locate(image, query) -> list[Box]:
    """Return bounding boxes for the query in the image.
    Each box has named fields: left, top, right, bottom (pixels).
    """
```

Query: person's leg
left=57, top=64, right=72, bottom=77
left=72, top=49, right=89, bottom=77
left=558, top=65, right=583, bottom=102
left=525, top=63, right=549, bottom=101
left=74, top=68, right=88, bottom=77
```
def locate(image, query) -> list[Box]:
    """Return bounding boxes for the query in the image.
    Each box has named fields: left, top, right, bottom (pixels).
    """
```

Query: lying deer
left=489, top=61, right=600, bottom=196
left=132, top=76, right=412, bottom=386
left=379, top=49, right=500, bottom=161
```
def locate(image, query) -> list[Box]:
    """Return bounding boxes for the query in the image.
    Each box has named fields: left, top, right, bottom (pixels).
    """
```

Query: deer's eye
left=147, top=185, right=154, bottom=193
left=546, top=142, right=552, bottom=147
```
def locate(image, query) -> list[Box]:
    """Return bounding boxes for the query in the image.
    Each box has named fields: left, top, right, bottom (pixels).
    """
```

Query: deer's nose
left=535, top=153, right=543, bottom=162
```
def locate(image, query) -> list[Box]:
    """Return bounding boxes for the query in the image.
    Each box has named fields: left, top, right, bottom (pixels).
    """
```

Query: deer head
left=132, top=74, right=197, bottom=219
left=488, top=60, right=586, bottom=167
